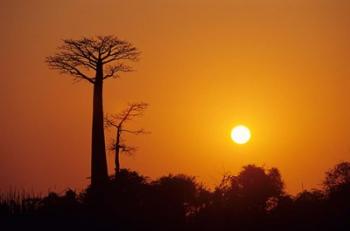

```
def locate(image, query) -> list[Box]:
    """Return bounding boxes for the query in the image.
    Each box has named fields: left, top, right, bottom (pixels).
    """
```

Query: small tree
left=46, top=35, right=140, bottom=187
left=323, top=162, right=350, bottom=194
left=105, top=103, right=148, bottom=176
left=214, top=165, right=284, bottom=213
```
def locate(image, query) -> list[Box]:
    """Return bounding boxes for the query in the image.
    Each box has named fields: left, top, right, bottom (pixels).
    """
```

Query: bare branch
left=105, top=102, right=148, bottom=154
left=120, top=145, right=137, bottom=155
left=103, top=64, right=133, bottom=80
left=62, top=39, right=98, bottom=64
left=105, top=103, right=148, bottom=128
left=46, top=35, right=140, bottom=84
left=104, top=114, right=119, bottom=128
left=121, top=146, right=137, bottom=155
left=100, top=37, right=140, bottom=64
left=109, top=140, right=137, bottom=155
left=46, top=55, right=95, bottom=84
left=117, top=102, right=148, bottom=126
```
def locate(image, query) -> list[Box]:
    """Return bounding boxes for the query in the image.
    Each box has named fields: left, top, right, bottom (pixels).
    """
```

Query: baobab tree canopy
left=46, top=35, right=140, bottom=187
left=46, top=35, right=140, bottom=84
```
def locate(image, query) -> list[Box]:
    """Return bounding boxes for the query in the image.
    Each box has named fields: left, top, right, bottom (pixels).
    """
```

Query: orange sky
left=1, top=0, right=350, bottom=194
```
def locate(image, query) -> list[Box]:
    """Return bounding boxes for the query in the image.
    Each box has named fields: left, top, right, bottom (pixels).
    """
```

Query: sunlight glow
left=231, top=125, right=251, bottom=144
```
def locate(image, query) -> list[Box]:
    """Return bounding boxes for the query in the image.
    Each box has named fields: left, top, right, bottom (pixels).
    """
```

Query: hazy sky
left=1, top=0, right=350, bottom=194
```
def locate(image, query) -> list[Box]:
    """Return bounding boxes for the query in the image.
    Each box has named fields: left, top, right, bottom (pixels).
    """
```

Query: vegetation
left=11, top=35, right=345, bottom=230
left=2, top=162, right=350, bottom=230
left=46, top=36, right=140, bottom=187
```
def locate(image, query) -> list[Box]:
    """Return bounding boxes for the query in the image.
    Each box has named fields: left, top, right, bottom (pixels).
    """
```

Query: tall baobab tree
left=105, top=102, right=148, bottom=177
left=46, top=36, right=140, bottom=187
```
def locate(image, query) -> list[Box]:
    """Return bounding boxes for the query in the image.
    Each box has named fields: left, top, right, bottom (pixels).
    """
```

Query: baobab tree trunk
left=91, top=60, right=108, bottom=187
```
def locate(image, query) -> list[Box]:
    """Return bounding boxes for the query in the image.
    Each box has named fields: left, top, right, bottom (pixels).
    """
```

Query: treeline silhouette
left=1, top=162, right=350, bottom=231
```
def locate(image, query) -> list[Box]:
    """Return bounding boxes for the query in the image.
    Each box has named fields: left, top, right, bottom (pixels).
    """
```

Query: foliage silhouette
left=46, top=35, right=140, bottom=187
left=2, top=163, right=350, bottom=230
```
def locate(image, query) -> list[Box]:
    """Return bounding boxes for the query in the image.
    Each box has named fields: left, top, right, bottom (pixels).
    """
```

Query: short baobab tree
left=46, top=36, right=140, bottom=187
left=105, top=102, right=148, bottom=177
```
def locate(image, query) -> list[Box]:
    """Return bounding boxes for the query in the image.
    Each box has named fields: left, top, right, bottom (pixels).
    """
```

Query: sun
left=231, top=125, right=251, bottom=144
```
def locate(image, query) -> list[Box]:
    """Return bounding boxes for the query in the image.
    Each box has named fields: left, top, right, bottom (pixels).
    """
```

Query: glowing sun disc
left=231, top=125, right=251, bottom=144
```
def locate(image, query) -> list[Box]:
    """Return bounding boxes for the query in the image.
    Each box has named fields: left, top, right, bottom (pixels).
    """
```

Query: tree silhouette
left=105, top=102, right=148, bottom=176
left=4, top=162, right=350, bottom=230
left=323, top=162, right=350, bottom=220
left=212, top=165, right=284, bottom=221
left=46, top=35, right=140, bottom=187
left=323, top=161, right=350, bottom=193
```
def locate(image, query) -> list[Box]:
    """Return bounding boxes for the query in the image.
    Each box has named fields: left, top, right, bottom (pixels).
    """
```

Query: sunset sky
left=1, top=0, right=350, bottom=194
